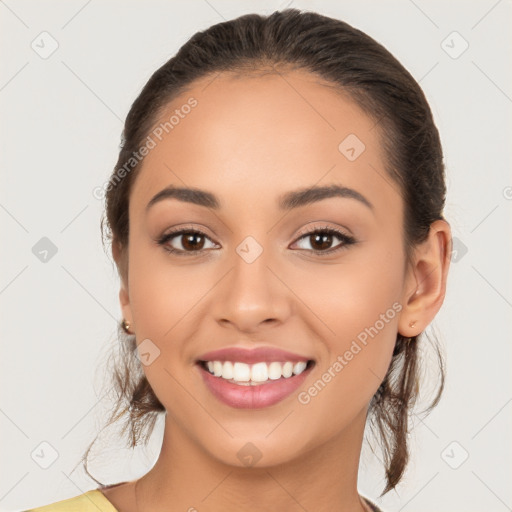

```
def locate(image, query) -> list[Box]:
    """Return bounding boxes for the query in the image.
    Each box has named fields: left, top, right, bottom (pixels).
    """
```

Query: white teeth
left=233, top=362, right=251, bottom=382
left=293, top=361, right=307, bottom=375
left=282, top=361, right=293, bottom=378
left=203, top=360, right=310, bottom=384
left=251, top=362, right=268, bottom=382
left=222, top=361, right=234, bottom=380
left=213, top=361, right=223, bottom=377
left=268, top=362, right=282, bottom=380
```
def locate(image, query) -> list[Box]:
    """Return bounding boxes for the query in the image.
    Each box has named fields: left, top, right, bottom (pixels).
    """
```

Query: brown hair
left=80, top=8, right=446, bottom=495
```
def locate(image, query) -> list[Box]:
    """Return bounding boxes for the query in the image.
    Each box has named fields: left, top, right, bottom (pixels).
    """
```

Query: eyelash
left=156, top=225, right=357, bottom=257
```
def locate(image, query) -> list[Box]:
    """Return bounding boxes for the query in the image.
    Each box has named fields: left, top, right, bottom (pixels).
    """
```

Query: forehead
left=130, top=68, right=400, bottom=216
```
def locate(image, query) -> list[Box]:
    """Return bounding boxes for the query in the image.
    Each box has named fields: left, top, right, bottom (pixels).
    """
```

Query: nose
left=212, top=247, right=293, bottom=334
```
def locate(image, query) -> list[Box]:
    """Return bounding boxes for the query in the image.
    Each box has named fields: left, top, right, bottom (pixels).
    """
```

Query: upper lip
left=197, top=346, right=313, bottom=364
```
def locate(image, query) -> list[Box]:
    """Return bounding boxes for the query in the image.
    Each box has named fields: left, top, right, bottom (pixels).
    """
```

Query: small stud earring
left=409, top=320, right=416, bottom=328
left=122, top=319, right=132, bottom=334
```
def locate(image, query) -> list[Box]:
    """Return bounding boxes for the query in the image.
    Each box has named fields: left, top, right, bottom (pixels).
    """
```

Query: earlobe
left=113, top=240, right=134, bottom=331
left=119, top=283, right=134, bottom=330
left=119, top=283, right=131, bottom=311
left=398, top=219, right=451, bottom=337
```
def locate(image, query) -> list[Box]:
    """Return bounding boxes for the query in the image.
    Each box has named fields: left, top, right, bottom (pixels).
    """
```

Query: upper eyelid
left=294, top=224, right=352, bottom=239
left=161, top=226, right=218, bottom=243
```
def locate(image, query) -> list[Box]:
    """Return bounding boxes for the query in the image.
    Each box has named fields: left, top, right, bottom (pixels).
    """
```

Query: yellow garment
left=25, top=490, right=117, bottom=512
left=25, top=489, right=383, bottom=512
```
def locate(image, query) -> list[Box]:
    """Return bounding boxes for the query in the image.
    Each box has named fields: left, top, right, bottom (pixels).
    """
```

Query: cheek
left=296, top=239, right=403, bottom=344
left=126, top=248, right=206, bottom=412
left=294, top=244, right=402, bottom=413
left=127, top=243, right=212, bottom=339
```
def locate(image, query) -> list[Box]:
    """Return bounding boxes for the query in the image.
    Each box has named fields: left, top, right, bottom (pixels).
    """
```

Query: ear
left=112, top=239, right=134, bottom=330
left=398, top=219, right=452, bottom=337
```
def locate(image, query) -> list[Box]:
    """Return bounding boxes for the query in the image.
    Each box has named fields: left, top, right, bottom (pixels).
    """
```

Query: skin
left=105, top=68, right=451, bottom=512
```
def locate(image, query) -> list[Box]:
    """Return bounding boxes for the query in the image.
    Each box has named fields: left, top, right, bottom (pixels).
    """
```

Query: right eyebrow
left=146, top=186, right=220, bottom=212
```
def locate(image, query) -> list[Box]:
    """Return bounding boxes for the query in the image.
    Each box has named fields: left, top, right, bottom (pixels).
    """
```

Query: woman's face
left=119, top=69, right=417, bottom=467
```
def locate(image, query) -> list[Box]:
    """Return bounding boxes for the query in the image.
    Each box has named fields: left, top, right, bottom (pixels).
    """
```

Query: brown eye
left=181, top=232, right=206, bottom=251
left=293, top=227, right=356, bottom=255
left=157, top=229, right=218, bottom=256
left=309, top=232, right=334, bottom=251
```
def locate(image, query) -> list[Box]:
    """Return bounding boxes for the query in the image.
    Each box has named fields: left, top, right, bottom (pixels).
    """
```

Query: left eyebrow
left=145, top=183, right=374, bottom=213
left=278, top=184, right=374, bottom=212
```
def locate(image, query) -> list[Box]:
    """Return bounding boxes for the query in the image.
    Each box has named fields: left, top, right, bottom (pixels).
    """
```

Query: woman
left=27, top=8, right=451, bottom=512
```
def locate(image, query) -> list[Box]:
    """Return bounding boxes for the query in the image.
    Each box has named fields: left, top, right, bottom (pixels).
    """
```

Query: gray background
left=1, top=1, right=511, bottom=511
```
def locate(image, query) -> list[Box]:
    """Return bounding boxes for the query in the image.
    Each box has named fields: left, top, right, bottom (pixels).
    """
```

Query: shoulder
left=24, top=490, right=118, bottom=512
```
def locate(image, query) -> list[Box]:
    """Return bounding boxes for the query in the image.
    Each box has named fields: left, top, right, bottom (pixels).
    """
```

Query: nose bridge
left=233, top=238, right=270, bottom=291
left=214, top=235, right=291, bottom=331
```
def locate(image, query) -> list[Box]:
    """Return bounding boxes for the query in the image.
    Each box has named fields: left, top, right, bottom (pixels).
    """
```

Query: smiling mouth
left=197, top=359, right=316, bottom=386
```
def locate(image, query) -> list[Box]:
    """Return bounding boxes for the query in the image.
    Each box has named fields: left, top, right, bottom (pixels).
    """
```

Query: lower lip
left=197, top=363, right=313, bottom=409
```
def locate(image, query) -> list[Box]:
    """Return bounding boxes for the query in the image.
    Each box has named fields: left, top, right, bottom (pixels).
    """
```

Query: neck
left=135, top=408, right=369, bottom=512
